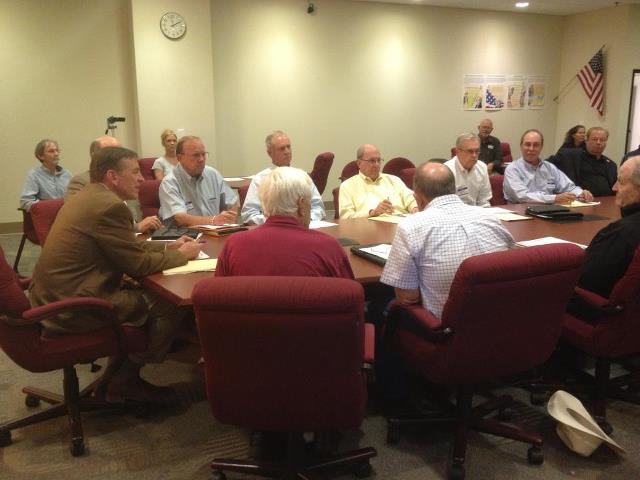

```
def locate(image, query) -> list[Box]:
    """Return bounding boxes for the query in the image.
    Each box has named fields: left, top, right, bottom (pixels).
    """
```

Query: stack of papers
left=163, top=258, right=217, bottom=275
left=516, top=237, right=587, bottom=249
left=359, top=244, right=392, bottom=260
left=483, top=207, right=532, bottom=222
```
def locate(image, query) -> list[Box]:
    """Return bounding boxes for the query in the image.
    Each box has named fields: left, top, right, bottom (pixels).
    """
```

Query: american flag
left=577, top=49, right=604, bottom=116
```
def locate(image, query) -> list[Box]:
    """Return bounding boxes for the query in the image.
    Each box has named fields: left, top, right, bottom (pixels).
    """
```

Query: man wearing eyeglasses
left=445, top=133, right=492, bottom=207
left=503, top=129, right=594, bottom=204
left=477, top=118, right=503, bottom=174
left=159, top=136, right=238, bottom=226
left=339, top=144, right=417, bottom=218
left=241, top=130, right=325, bottom=225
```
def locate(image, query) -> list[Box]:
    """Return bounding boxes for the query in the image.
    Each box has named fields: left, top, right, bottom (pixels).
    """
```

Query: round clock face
left=160, top=12, right=186, bottom=40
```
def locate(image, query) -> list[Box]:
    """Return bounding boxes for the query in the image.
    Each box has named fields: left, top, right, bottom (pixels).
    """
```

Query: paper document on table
left=224, top=177, right=245, bottom=182
left=484, top=207, right=514, bottom=215
left=359, top=244, right=392, bottom=260
left=196, top=251, right=210, bottom=260
left=517, top=237, right=587, bottom=249
left=368, top=215, right=407, bottom=224
left=497, top=213, right=533, bottom=222
left=309, top=220, right=338, bottom=229
left=193, top=223, right=242, bottom=231
left=563, top=200, right=601, bottom=208
left=163, top=259, right=217, bottom=275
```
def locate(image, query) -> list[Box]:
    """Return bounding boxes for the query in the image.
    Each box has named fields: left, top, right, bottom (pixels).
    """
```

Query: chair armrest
left=389, top=302, right=453, bottom=342
left=574, top=287, right=624, bottom=316
left=22, top=297, right=116, bottom=323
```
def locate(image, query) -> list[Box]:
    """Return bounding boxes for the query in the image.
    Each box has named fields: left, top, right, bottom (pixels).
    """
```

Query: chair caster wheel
left=0, top=429, right=12, bottom=447
left=355, top=461, right=373, bottom=478
left=598, top=420, right=613, bottom=436
left=527, top=446, right=543, bottom=465
left=210, top=470, right=226, bottom=480
left=530, top=391, right=547, bottom=406
left=497, top=407, right=513, bottom=422
left=447, top=461, right=465, bottom=480
left=25, top=394, right=40, bottom=408
left=70, top=438, right=85, bottom=456
left=386, top=426, right=400, bottom=444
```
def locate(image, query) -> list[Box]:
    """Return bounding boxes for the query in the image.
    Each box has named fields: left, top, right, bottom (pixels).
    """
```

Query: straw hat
left=547, top=390, right=625, bottom=457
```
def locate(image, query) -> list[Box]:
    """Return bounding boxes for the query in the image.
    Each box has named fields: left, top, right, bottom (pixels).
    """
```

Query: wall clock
left=160, top=12, right=187, bottom=40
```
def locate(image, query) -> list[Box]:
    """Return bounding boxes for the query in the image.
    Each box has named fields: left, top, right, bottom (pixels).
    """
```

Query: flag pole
left=553, top=44, right=606, bottom=103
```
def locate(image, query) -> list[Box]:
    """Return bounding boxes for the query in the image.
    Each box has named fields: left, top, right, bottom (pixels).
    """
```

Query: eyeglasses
left=360, top=158, right=384, bottom=165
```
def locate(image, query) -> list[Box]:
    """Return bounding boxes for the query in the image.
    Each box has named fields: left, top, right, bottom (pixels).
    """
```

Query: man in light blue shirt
left=159, top=136, right=238, bottom=227
left=20, top=139, right=72, bottom=212
left=503, top=129, right=594, bottom=204
left=241, top=130, right=325, bottom=225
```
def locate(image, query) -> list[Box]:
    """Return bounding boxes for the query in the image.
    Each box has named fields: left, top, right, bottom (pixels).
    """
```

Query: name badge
left=488, top=145, right=494, bottom=150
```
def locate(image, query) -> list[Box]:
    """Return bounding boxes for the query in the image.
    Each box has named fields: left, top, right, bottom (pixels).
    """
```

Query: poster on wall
left=506, top=75, right=526, bottom=109
left=462, top=75, right=484, bottom=110
left=484, top=75, right=506, bottom=110
left=527, top=76, right=546, bottom=109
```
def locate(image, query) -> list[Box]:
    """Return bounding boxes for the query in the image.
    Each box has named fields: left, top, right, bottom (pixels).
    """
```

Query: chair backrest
left=339, top=161, right=359, bottom=182
left=383, top=157, right=415, bottom=177
left=138, top=180, right=161, bottom=217
left=138, top=157, right=156, bottom=180
left=30, top=198, right=64, bottom=245
left=588, top=246, right=640, bottom=356
left=308, top=152, right=334, bottom=195
left=489, top=174, right=507, bottom=206
left=192, top=276, right=367, bottom=432
left=21, top=209, right=39, bottom=245
left=398, top=167, right=416, bottom=189
left=501, top=142, right=512, bottom=163
left=332, top=186, right=340, bottom=219
left=238, top=184, right=250, bottom=208
left=414, top=244, right=584, bottom=385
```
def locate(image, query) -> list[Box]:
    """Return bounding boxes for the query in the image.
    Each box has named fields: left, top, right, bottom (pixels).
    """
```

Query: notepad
left=497, top=213, right=533, bottom=222
left=516, top=237, right=587, bottom=249
left=162, top=259, right=217, bottom=275
left=562, top=200, right=601, bottom=208
left=368, top=215, right=406, bottom=224
left=309, top=220, right=338, bottom=229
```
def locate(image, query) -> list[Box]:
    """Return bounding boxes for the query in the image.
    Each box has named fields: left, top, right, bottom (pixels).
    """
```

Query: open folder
left=163, top=259, right=217, bottom=275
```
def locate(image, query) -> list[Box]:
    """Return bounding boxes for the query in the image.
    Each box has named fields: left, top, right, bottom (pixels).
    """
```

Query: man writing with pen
left=339, top=143, right=418, bottom=218
left=158, top=136, right=239, bottom=227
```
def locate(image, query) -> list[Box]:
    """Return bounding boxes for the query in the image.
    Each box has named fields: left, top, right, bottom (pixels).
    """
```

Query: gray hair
left=456, top=133, right=479, bottom=149
left=413, top=161, right=456, bottom=199
left=265, top=130, right=287, bottom=149
left=259, top=166, right=313, bottom=217
left=34, top=139, right=58, bottom=160
left=628, top=156, right=640, bottom=187
left=586, top=126, right=609, bottom=140
left=176, top=135, right=201, bottom=155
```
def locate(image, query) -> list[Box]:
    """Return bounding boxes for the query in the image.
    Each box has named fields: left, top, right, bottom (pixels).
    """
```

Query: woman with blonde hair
left=152, top=129, right=178, bottom=180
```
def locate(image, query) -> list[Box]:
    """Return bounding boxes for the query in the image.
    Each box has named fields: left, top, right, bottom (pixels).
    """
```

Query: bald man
left=381, top=161, right=514, bottom=319
left=66, top=135, right=161, bottom=233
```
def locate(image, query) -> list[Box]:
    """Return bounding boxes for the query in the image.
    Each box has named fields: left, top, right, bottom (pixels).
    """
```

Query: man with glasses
left=503, top=129, right=593, bottom=204
left=159, top=136, right=238, bottom=226
left=445, top=133, right=492, bottom=207
left=241, top=130, right=325, bottom=225
left=477, top=118, right=503, bottom=174
left=339, top=144, right=417, bottom=218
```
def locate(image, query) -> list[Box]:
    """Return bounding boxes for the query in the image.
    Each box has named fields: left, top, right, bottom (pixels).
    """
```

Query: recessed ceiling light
left=515, top=2, right=529, bottom=7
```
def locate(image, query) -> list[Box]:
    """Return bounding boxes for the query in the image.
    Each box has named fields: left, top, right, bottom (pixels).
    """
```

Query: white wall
left=131, top=0, right=216, bottom=158
left=0, top=0, right=138, bottom=224
left=210, top=0, right=564, bottom=195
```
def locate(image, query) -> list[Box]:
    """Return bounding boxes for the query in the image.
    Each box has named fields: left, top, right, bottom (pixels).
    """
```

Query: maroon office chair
left=382, top=157, right=415, bottom=177
left=13, top=209, right=39, bottom=274
left=501, top=142, right=512, bottom=163
left=238, top=184, right=250, bottom=208
left=385, top=244, right=584, bottom=479
left=530, top=247, right=640, bottom=433
left=489, top=174, right=507, bottom=206
left=339, top=161, right=359, bottom=182
left=192, top=276, right=377, bottom=480
left=398, top=167, right=416, bottom=189
left=138, top=157, right=157, bottom=180
left=139, top=180, right=161, bottom=218
left=29, top=198, right=64, bottom=245
left=309, top=152, right=334, bottom=195
left=0, top=246, right=147, bottom=456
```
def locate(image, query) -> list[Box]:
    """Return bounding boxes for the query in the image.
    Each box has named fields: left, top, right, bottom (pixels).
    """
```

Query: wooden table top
left=140, top=197, right=620, bottom=306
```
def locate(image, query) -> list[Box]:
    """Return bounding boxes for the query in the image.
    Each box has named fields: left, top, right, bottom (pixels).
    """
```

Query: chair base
left=210, top=432, right=376, bottom=480
left=387, top=387, right=543, bottom=480
left=0, top=366, right=141, bottom=456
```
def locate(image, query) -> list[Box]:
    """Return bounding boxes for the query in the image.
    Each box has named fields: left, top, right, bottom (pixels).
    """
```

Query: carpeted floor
left=1, top=233, right=639, bottom=479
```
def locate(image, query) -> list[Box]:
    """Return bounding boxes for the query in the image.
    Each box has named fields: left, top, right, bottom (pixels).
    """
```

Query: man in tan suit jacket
left=30, top=146, right=201, bottom=402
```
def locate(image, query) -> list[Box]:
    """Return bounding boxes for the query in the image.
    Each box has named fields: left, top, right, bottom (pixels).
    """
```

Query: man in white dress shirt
left=445, top=133, right=492, bottom=207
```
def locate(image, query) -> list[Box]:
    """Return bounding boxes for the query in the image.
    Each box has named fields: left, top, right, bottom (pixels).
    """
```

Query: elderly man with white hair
left=216, top=166, right=352, bottom=278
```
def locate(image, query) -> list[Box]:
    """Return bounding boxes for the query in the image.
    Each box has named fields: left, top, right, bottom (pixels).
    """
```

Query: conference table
left=140, top=196, right=621, bottom=307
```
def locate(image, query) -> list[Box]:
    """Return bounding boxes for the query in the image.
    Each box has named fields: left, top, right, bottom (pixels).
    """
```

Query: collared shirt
left=158, top=163, right=237, bottom=224
left=20, top=164, right=72, bottom=212
left=479, top=135, right=503, bottom=168
left=152, top=156, right=176, bottom=176
left=240, top=165, right=325, bottom=225
left=381, top=195, right=514, bottom=319
left=445, top=157, right=492, bottom=207
left=503, top=157, right=583, bottom=204
left=578, top=152, right=617, bottom=196
left=339, top=172, right=417, bottom=219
